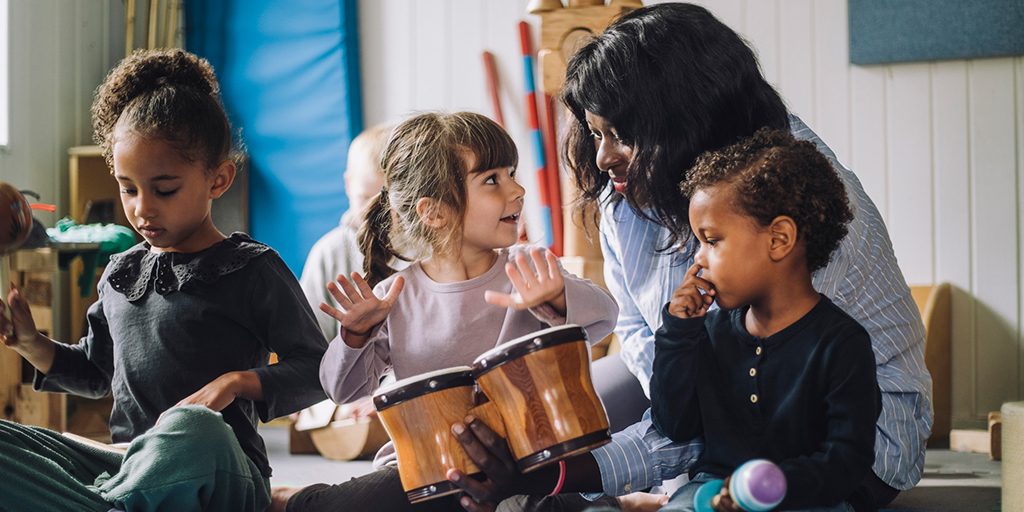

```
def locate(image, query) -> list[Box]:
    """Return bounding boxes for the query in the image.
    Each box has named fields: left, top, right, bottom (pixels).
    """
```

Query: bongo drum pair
left=373, top=324, right=611, bottom=503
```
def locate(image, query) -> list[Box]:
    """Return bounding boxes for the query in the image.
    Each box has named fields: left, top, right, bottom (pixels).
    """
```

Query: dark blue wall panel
left=849, top=0, right=1024, bottom=65
left=186, top=0, right=363, bottom=273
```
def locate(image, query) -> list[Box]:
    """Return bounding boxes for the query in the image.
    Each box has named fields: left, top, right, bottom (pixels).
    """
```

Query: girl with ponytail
left=0, top=48, right=328, bottom=511
left=314, top=111, right=618, bottom=470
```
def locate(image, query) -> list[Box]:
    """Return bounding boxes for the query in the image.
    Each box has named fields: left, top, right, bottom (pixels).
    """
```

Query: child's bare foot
left=617, top=491, right=669, bottom=512
left=268, top=486, right=303, bottom=512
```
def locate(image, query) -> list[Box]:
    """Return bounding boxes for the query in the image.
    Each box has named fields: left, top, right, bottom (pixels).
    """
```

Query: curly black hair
left=92, top=48, right=236, bottom=173
left=681, top=128, right=853, bottom=272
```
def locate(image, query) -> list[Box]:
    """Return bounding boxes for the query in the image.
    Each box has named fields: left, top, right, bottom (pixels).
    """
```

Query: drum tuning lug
left=481, top=359, right=488, bottom=368
left=381, top=395, right=388, bottom=403
left=533, top=337, right=543, bottom=346
left=542, top=449, right=551, bottom=459
left=429, top=485, right=437, bottom=493
left=428, top=380, right=438, bottom=388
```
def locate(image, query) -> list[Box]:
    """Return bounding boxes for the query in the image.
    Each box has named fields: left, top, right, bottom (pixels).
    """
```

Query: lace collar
left=107, top=232, right=271, bottom=301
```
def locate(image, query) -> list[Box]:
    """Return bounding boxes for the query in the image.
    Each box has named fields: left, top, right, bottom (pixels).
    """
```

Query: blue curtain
left=185, top=0, right=363, bottom=273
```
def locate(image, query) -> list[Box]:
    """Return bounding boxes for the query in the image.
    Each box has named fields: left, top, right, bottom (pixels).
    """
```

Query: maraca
left=693, top=459, right=787, bottom=512
left=0, top=182, right=32, bottom=318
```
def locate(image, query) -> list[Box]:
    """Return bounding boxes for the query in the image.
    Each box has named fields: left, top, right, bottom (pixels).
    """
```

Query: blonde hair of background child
left=359, top=111, right=518, bottom=287
left=344, top=123, right=393, bottom=219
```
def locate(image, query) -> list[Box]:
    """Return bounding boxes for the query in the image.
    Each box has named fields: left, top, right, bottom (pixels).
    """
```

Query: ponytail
left=359, top=188, right=400, bottom=288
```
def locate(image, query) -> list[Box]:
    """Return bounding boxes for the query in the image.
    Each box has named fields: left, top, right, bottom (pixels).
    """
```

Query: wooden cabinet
left=68, top=146, right=131, bottom=339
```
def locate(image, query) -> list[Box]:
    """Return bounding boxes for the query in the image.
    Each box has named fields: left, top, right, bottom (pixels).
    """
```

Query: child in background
left=0, top=48, right=327, bottom=511
left=320, top=110, right=617, bottom=404
left=300, top=123, right=394, bottom=341
left=650, top=129, right=881, bottom=512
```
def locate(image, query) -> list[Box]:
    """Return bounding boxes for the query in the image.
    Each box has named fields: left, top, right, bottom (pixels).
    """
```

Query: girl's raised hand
left=1, top=284, right=40, bottom=350
left=484, top=248, right=566, bottom=315
left=668, top=263, right=715, bottom=319
left=321, top=272, right=405, bottom=348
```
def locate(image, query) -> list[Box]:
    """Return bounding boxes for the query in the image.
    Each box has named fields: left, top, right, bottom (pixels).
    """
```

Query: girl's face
left=461, top=151, right=524, bottom=254
left=689, top=183, right=773, bottom=311
left=112, top=132, right=234, bottom=253
left=585, top=111, right=633, bottom=195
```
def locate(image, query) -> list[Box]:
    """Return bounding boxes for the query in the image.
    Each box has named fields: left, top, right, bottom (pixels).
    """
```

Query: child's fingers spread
left=528, top=249, right=549, bottom=279
left=325, top=282, right=354, bottom=309
left=382, top=276, right=405, bottom=304
left=543, top=250, right=559, bottom=279
left=336, top=275, right=362, bottom=301
left=319, top=302, right=346, bottom=321
left=484, top=291, right=524, bottom=310
left=351, top=272, right=376, bottom=296
left=484, top=290, right=509, bottom=307
left=515, top=253, right=539, bottom=286
left=504, top=263, right=528, bottom=293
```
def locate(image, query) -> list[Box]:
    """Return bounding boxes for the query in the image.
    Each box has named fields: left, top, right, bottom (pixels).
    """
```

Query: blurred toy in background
left=0, top=182, right=32, bottom=255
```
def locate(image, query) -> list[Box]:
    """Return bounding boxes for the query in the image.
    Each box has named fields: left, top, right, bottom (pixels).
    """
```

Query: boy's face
left=689, top=183, right=774, bottom=311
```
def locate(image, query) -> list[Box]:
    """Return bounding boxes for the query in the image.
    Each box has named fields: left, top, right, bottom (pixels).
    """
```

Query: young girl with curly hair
left=0, top=48, right=328, bottom=511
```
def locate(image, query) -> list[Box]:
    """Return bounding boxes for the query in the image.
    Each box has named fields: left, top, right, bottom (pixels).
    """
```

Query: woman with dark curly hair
left=0, top=48, right=328, bottom=511
left=649, top=128, right=877, bottom=512
left=449, top=4, right=930, bottom=512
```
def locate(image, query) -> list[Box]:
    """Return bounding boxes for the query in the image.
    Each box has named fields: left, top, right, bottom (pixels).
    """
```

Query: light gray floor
left=263, top=424, right=1004, bottom=510
left=264, top=424, right=376, bottom=488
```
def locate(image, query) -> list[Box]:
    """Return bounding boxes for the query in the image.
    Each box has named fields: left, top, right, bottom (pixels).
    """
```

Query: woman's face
left=585, top=111, right=633, bottom=195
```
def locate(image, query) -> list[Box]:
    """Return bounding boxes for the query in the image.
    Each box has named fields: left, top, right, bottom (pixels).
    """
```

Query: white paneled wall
left=360, top=0, right=1024, bottom=427
left=0, top=0, right=119, bottom=224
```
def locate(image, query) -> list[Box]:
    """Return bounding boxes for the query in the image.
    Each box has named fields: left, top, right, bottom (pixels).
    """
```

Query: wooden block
left=289, top=420, right=321, bottom=455
left=309, top=416, right=390, bottom=461
left=990, top=411, right=1003, bottom=461
left=950, top=428, right=990, bottom=454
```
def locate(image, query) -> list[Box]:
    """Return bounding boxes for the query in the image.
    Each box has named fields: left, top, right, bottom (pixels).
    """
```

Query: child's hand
left=172, top=371, right=263, bottom=414
left=0, top=284, right=40, bottom=350
left=321, top=272, right=405, bottom=348
left=485, top=248, right=566, bottom=316
left=668, top=263, right=715, bottom=318
left=711, top=476, right=742, bottom=512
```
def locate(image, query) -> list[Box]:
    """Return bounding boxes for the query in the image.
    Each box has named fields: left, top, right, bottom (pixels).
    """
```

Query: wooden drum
left=472, top=324, right=611, bottom=473
left=373, top=366, right=500, bottom=503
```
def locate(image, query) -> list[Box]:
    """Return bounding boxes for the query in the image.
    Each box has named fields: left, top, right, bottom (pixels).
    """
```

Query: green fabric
left=0, top=420, right=117, bottom=512
left=46, top=217, right=136, bottom=297
left=97, top=405, right=272, bottom=512
left=0, top=406, right=271, bottom=512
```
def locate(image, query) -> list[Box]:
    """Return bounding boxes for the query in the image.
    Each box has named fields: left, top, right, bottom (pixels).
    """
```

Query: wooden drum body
left=373, top=367, right=489, bottom=503
left=473, top=324, right=611, bottom=473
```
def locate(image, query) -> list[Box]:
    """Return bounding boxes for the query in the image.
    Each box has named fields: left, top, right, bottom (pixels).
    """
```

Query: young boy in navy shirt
left=651, top=128, right=882, bottom=512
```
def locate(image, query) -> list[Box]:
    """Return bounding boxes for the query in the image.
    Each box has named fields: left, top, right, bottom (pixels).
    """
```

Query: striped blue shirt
left=589, top=116, right=932, bottom=496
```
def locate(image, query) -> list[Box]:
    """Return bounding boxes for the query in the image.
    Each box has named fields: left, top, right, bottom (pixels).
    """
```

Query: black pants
left=286, top=465, right=621, bottom=512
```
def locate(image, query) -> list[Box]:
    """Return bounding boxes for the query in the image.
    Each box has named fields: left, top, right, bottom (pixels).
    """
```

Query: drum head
left=373, top=366, right=474, bottom=411
left=472, top=324, right=588, bottom=377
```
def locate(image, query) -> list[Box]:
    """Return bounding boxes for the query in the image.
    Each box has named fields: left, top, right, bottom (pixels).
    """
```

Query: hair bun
left=91, top=47, right=229, bottom=168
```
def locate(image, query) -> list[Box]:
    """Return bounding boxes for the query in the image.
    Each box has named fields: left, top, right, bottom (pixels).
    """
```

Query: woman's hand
left=667, top=263, right=715, bottom=318
left=174, top=370, right=263, bottom=413
left=321, top=273, right=405, bottom=348
left=485, top=248, right=566, bottom=316
left=446, top=416, right=523, bottom=511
